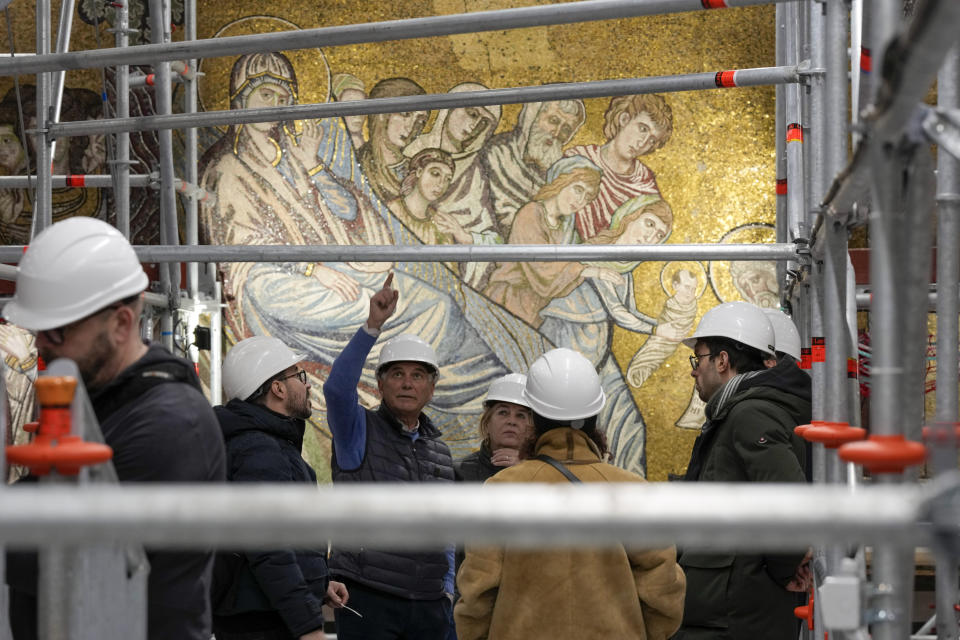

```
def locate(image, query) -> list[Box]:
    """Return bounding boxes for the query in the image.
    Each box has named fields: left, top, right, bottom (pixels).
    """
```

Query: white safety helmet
left=4, top=217, right=148, bottom=331
left=523, top=348, right=605, bottom=424
left=223, top=336, right=305, bottom=401
left=376, top=333, right=439, bottom=377
left=484, top=373, right=530, bottom=408
left=762, top=309, right=801, bottom=360
left=682, top=301, right=776, bottom=357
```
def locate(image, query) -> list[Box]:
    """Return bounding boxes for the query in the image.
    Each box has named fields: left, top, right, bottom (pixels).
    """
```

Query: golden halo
left=197, top=15, right=331, bottom=132
left=660, top=260, right=707, bottom=298
left=707, top=223, right=777, bottom=305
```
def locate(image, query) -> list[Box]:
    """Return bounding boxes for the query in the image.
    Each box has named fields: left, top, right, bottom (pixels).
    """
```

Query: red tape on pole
left=714, top=70, right=736, bottom=88
left=786, top=123, right=804, bottom=143
left=776, top=178, right=788, bottom=195
left=65, top=175, right=85, bottom=188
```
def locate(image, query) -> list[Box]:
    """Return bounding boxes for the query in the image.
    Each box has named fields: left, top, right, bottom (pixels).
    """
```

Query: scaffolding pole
left=0, top=482, right=940, bottom=550
left=46, top=66, right=802, bottom=139
left=113, top=0, right=132, bottom=238
left=31, top=0, right=53, bottom=237
left=184, top=0, right=199, bottom=300
left=933, top=42, right=960, bottom=640
left=0, top=242, right=801, bottom=264
left=0, top=0, right=800, bottom=76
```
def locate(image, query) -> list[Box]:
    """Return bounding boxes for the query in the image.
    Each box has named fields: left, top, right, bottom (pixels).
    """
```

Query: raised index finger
left=383, top=272, right=394, bottom=290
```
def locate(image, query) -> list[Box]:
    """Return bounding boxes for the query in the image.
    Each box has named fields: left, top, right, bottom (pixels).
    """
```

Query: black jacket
left=212, top=399, right=328, bottom=637
left=331, top=404, right=454, bottom=600
left=8, top=343, right=226, bottom=640
left=677, top=359, right=811, bottom=640
left=454, top=442, right=500, bottom=483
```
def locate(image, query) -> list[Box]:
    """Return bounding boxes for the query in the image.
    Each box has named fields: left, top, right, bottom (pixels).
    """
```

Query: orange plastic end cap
left=838, top=434, right=927, bottom=473
left=35, top=376, right=77, bottom=406
left=803, top=421, right=867, bottom=449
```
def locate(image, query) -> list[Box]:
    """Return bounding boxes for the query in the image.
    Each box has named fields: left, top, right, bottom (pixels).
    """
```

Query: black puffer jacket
left=213, top=399, right=328, bottom=637
left=455, top=442, right=499, bottom=483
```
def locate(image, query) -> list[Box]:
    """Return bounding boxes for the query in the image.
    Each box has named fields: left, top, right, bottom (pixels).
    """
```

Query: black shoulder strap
left=536, top=454, right=582, bottom=483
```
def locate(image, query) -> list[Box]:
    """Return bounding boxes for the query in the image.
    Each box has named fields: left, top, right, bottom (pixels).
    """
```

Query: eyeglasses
left=689, top=353, right=713, bottom=371
left=277, top=369, right=308, bottom=385
left=37, top=303, right=124, bottom=346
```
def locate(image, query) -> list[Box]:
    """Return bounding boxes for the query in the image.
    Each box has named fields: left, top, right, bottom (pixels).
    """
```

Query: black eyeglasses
left=689, top=353, right=713, bottom=371
left=277, top=369, right=307, bottom=385
left=37, top=302, right=125, bottom=346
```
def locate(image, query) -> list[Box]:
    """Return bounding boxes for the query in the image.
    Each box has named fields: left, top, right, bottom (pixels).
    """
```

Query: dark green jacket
left=676, top=359, right=810, bottom=640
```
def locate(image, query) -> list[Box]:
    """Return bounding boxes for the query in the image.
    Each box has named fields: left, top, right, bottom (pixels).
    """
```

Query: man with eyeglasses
left=672, top=301, right=810, bottom=640
left=323, top=273, right=455, bottom=640
left=2, top=217, right=226, bottom=640
left=212, top=335, right=348, bottom=640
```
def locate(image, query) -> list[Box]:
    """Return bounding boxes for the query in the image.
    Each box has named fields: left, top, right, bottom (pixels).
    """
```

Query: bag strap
left=536, top=454, right=582, bottom=483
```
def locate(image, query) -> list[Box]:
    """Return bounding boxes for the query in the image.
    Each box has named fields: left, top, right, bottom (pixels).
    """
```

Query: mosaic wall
left=0, top=1, right=786, bottom=481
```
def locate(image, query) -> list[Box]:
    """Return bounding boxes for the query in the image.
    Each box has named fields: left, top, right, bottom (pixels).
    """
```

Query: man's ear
left=714, top=350, right=730, bottom=373
left=112, top=305, right=138, bottom=342
left=618, top=111, right=632, bottom=129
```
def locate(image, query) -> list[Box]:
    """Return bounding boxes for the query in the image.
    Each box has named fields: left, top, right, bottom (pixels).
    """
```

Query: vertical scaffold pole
left=934, top=43, right=960, bottom=640
left=184, top=0, right=199, bottom=300
left=148, top=0, right=179, bottom=352
left=114, top=0, right=132, bottom=238
left=32, top=0, right=53, bottom=236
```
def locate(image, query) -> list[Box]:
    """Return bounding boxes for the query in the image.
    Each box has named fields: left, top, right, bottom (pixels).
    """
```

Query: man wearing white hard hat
left=456, top=347, right=685, bottom=640
left=674, top=301, right=810, bottom=640
left=212, top=336, right=349, bottom=639
left=3, top=217, right=225, bottom=640
left=323, top=273, right=455, bottom=640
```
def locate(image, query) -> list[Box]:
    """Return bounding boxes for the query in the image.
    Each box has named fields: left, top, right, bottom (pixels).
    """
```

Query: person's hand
left=312, top=264, right=361, bottom=302
left=299, top=630, right=326, bottom=640
left=434, top=211, right=472, bottom=244
left=292, top=118, right=322, bottom=167
left=654, top=320, right=687, bottom=342
left=785, top=550, right=813, bottom=593
left=367, top=272, right=398, bottom=330
left=490, top=448, right=523, bottom=468
left=582, top=266, right=624, bottom=286
left=325, top=580, right=349, bottom=608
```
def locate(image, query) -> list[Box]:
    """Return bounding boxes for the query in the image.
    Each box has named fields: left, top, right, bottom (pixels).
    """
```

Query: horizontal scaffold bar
left=0, top=0, right=797, bottom=75
left=0, top=242, right=800, bottom=263
left=48, top=66, right=799, bottom=138
left=0, top=175, right=152, bottom=188
left=0, top=482, right=935, bottom=550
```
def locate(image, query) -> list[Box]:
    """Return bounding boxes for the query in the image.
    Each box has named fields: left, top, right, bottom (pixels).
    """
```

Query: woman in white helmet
left=454, top=373, right=535, bottom=483
left=456, top=348, right=685, bottom=640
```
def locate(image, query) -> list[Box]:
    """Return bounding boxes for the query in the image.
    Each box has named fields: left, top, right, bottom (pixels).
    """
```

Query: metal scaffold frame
left=1, top=0, right=959, bottom=639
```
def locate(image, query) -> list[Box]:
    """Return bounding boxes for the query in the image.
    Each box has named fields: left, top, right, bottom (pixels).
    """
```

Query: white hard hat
left=523, top=348, right=605, bottom=423
left=376, top=333, right=438, bottom=376
left=762, top=309, right=801, bottom=360
left=682, top=301, right=776, bottom=357
left=485, top=373, right=530, bottom=408
left=4, top=217, right=148, bottom=331
left=223, top=335, right=305, bottom=401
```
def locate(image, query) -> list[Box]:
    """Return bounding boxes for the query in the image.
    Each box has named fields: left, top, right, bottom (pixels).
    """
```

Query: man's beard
left=285, top=392, right=312, bottom=420
left=40, top=330, right=114, bottom=394
left=524, top=126, right=563, bottom=173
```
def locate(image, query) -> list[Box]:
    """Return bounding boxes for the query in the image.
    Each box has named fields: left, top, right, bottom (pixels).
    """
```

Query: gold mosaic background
left=0, top=1, right=780, bottom=481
